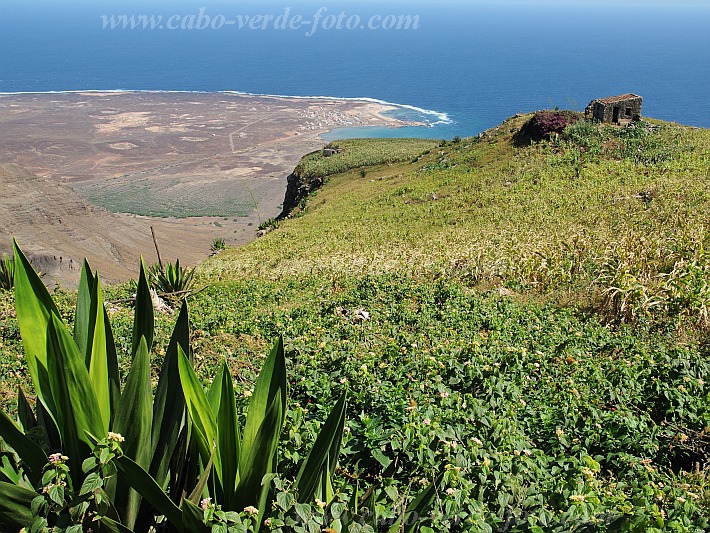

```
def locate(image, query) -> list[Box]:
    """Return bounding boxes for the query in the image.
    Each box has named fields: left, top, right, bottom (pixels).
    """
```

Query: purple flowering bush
left=516, top=110, right=582, bottom=144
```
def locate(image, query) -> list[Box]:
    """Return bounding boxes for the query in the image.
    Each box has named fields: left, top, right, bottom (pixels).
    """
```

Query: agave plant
left=0, top=253, right=14, bottom=291
left=211, top=238, right=226, bottom=253
left=115, top=339, right=349, bottom=532
left=150, top=259, right=196, bottom=295
left=0, top=240, right=192, bottom=531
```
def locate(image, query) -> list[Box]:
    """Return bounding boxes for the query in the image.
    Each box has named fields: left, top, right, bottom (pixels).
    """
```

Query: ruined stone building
left=585, top=94, right=643, bottom=124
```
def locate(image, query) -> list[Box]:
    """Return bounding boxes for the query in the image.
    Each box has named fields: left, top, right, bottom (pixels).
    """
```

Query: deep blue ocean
left=1, top=0, right=708, bottom=139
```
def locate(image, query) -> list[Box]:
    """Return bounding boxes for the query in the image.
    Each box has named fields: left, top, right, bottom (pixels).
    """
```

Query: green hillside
left=208, top=115, right=710, bottom=333
left=1, top=114, right=708, bottom=530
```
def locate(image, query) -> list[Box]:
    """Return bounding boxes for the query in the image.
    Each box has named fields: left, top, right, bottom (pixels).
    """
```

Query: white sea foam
left=0, top=89, right=453, bottom=126
left=225, top=91, right=452, bottom=126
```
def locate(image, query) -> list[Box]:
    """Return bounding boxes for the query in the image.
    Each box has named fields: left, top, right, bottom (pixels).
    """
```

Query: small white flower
left=423, top=418, right=431, bottom=425
left=471, top=437, right=483, bottom=446
left=200, top=497, right=212, bottom=510
left=107, top=432, right=125, bottom=443
left=244, top=505, right=259, bottom=515
left=445, top=488, right=455, bottom=496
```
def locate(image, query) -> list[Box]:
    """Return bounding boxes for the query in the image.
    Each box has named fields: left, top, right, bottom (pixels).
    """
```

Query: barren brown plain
left=0, top=91, right=404, bottom=286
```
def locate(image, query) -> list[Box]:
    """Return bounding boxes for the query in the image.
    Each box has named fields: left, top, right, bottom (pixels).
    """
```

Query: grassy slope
left=205, top=117, right=710, bottom=331
left=1, top=117, right=709, bottom=528
left=295, top=138, right=439, bottom=180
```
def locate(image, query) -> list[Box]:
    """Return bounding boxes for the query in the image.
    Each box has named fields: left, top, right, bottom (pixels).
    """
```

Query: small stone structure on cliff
left=585, top=94, right=642, bottom=124
left=322, top=146, right=343, bottom=157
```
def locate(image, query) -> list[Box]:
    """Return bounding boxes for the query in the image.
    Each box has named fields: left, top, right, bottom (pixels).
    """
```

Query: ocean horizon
left=2, top=1, right=709, bottom=139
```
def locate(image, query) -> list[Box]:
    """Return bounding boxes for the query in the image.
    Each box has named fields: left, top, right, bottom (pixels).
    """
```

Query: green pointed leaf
left=16, top=387, right=37, bottom=432
left=74, top=262, right=119, bottom=424
left=87, top=274, right=110, bottom=432
left=132, top=258, right=154, bottom=357
left=177, top=346, right=222, bottom=484
left=100, top=516, right=135, bottom=533
left=114, top=455, right=183, bottom=531
left=234, top=393, right=283, bottom=517
left=181, top=498, right=210, bottom=533
left=36, top=399, right=61, bottom=453
left=389, top=471, right=444, bottom=533
left=207, top=363, right=226, bottom=417
left=46, top=313, right=106, bottom=478
left=79, top=472, right=103, bottom=496
left=0, top=409, right=47, bottom=486
left=104, top=307, right=121, bottom=421
left=0, top=481, right=35, bottom=530
left=113, top=336, right=153, bottom=530
left=12, top=239, right=59, bottom=420
left=187, top=453, right=214, bottom=505
left=0, top=455, right=22, bottom=485
left=240, top=336, right=287, bottom=473
left=74, top=260, right=95, bottom=361
left=295, top=391, right=347, bottom=504
left=150, top=301, right=190, bottom=488
left=216, top=362, right=240, bottom=508
left=339, top=481, right=360, bottom=530
left=361, top=484, right=378, bottom=527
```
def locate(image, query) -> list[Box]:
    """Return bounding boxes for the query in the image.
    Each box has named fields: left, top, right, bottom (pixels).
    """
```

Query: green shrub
left=258, top=218, right=280, bottom=232
left=612, top=121, right=678, bottom=164
left=211, top=237, right=227, bottom=252
left=515, top=110, right=582, bottom=144
left=562, top=118, right=604, bottom=155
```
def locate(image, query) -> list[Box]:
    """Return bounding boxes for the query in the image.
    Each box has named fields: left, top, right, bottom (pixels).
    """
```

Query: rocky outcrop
left=278, top=168, right=324, bottom=219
